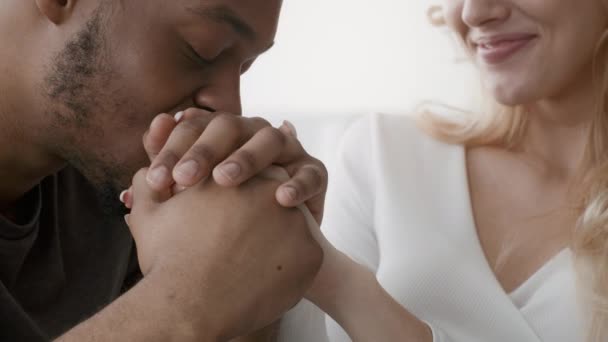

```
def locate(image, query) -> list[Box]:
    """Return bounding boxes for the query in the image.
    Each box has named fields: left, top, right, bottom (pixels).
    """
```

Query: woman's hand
left=304, top=234, right=433, bottom=342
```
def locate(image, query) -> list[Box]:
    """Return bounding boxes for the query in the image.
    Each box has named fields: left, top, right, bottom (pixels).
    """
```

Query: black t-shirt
left=0, top=167, right=141, bottom=341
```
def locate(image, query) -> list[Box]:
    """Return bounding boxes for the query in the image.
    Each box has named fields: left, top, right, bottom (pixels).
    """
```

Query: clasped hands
left=120, top=108, right=333, bottom=340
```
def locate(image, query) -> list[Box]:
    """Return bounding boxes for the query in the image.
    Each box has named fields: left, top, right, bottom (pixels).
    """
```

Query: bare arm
left=308, top=247, right=433, bottom=342
left=55, top=272, right=218, bottom=342
left=230, top=322, right=280, bottom=342
left=57, top=169, right=322, bottom=342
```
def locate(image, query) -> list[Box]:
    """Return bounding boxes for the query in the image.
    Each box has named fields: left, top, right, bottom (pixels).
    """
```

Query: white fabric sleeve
left=323, top=115, right=455, bottom=342
left=321, top=115, right=379, bottom=273
left=322, top=116, right=382, bottom=342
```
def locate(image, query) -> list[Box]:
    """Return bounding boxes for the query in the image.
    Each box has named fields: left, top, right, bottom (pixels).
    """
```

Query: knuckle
left=183, top=107, right=211, bottom=120
left=214, top=112, right=241, bottom=129
left=188, top=144, right=217, bottom=165
left=315, top=160, right=329, bottom=180
left=303, top=164, right=326, bottom=190
left=233, top=149, right=258, bottom=172
left=156, top=149, right=181, bottom=166
left=260, top=126, right=287, bottom=147
left=290, top=138, right=306, bottom=152
left=247, top=116, right=271, bottom=128
left=132, top=167, right=149, bottom=184
left=290, top=178, right=310, bottom=195
left=175, top=118, right=204, bottom=135
left=304, top=154, right=323, bottom=168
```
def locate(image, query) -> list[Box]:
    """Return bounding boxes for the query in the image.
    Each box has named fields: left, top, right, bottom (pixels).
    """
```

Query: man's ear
left=35, top=0, right=77, bottom=25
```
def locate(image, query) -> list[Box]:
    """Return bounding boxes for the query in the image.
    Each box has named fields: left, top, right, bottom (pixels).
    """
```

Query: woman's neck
left=519, top=73, right=596, bottom=179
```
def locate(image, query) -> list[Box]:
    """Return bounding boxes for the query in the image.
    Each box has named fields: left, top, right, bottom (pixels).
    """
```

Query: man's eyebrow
left=186, top=5, right=257, bottom=42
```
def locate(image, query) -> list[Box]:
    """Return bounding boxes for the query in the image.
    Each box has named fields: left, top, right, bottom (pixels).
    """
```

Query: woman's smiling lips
left=472, top=33, right=538, bottom=65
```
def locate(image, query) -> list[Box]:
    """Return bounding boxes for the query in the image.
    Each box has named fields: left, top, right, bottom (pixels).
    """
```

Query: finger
left=210, top=125, right=286, bottom=186
left=143, top=113, right=178, bottom=161
left=119, top=186, right=134, bottom=209
left=126, top=186, right=133, bottom=209
left=128, top=168, right=170, bottom=239
left=147, top=111, right=215, bottom=190
left=132, top=168, right=169, bottom=210
left=276, top=163, right=328, bottom=224
left=173, top=114, right=270, bottom=186
left=278, top=120, right=298, bottom=138
left=267, top=124, right=310, bottom=166
left=119, top=189, right=128, bottom=204
left=209, top=117, right=292, bottom=186
left=125, top=183, right=183, bottom=206
left=172, top=183, right=187, bottom=195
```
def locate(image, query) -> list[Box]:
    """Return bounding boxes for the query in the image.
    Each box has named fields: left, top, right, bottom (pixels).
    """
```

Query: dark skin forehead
left=186, top=5, right=256, bottom=42
left=185, top=3, right=276, bottom=54
left=98, top=0, right=282, bottom=113
left=179, top=0, right=280, bottom=55
left=109, top=0, right=280, bottom=56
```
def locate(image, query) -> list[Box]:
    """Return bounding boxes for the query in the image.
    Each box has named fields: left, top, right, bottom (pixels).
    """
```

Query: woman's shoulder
left=340, top=112, right=464, bottom=164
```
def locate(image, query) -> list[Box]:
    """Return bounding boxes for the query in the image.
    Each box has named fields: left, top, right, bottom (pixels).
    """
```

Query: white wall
left=240, top=0, right=484, bottom=171
left=241, top=0, right=480, bottom=117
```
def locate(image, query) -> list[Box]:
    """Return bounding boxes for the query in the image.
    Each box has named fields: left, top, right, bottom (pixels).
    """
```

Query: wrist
left=143, top=269, right=223, bottom=342
left=307, top=251, right=432, bottom=341
left=322, top=260, right=381, bottom=321
left=306, top=246, right=375, bottom=314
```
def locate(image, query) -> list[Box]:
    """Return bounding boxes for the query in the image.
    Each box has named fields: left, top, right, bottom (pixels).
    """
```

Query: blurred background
left=240, top=0, right=480, bottom=168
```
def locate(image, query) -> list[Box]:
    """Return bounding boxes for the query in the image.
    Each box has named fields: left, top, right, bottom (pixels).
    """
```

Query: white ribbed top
left=279, top=113, right=583, bottom=342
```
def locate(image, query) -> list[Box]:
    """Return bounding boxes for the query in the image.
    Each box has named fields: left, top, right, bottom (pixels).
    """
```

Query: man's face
left=34, top=0, right=281, bottom=213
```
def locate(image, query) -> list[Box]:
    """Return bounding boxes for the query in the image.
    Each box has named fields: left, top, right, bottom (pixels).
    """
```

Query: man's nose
left=193, top=73, right=243, bottom=115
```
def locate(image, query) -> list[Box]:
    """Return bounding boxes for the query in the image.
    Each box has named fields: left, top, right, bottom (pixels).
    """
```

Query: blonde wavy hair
left=421, top=5, right=608, bottom=341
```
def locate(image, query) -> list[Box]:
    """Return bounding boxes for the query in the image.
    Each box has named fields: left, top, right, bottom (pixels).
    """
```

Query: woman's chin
left=490, top=85, right=536, bottom=107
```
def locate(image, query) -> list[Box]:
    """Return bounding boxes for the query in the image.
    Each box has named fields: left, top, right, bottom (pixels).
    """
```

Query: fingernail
left=175, top=160, right=199, bottom=180
left=282, top=120, right=298, bottom=138
left=174, top=111, right=184, bottom=123
left=119, top=190, right=128, bottom=203
left=147, top=166, right=169, bottom=187
left=280, top=186, right=298, bottom=202
left=217, top=163, right=241, bottom=181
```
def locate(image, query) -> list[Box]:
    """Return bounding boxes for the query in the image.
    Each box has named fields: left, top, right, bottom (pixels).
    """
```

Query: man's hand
left=125, top=168, right=323, bottom=340
left=139, top=108, right=327, bottom=223
left=229, top=321, right=280, bottom=342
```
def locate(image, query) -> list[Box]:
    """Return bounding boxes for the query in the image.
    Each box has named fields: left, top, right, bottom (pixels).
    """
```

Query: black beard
left=42, top=2, right=130, bottom=219
left=44, top=3, right=112, bottom=130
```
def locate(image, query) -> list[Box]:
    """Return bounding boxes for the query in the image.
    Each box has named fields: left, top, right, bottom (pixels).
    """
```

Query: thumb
left=128, top=168, right=171, bottom=238
left=142, top=113, right=177, bottom=161
left=131, top=167, right=172, bottom=210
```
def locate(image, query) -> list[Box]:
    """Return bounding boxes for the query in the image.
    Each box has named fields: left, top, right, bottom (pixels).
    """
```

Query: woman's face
left=443, top=0, right=607, bottom=106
